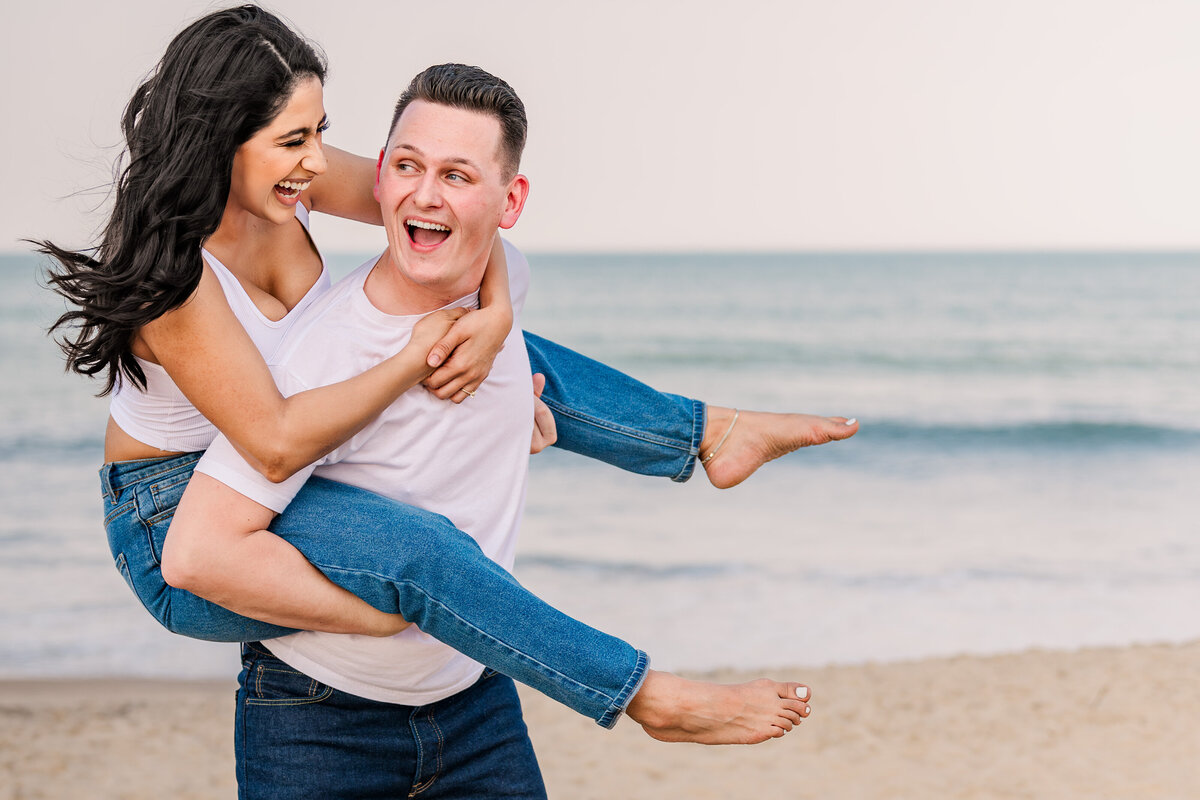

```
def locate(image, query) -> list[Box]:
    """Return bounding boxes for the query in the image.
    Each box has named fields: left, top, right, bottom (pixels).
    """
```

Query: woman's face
left=226, top=75, right=328, bottom=226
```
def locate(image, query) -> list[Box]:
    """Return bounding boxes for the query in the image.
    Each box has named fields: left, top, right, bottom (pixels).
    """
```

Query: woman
left=40, top=5, right=852, bottom=743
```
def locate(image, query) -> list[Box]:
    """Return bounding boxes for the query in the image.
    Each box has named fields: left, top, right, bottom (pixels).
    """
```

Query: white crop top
left=108, top=204, right=331, bottom=453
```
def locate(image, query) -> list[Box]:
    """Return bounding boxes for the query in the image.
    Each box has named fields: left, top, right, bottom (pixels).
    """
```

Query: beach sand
left=2, top=641, right=1197, bottom=799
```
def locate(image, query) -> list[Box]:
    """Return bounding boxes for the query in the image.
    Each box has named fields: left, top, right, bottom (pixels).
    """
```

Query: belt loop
left=98, top=462, right=116, bottom=503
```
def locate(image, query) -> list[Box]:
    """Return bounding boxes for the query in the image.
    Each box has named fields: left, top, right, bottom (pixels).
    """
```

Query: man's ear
left=373, top=148, right=385, bottom=201
left=499, top=174, right=530, bottom=230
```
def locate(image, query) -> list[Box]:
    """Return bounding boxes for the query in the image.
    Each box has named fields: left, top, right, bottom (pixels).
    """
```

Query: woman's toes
left=786, top=682, right=811, bottom=702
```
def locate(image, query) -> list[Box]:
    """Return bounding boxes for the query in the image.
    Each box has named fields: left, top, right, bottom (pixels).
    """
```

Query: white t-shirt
left=195, top=242, right=534, bottom=706
left=109, top=204, right=330, bottom=453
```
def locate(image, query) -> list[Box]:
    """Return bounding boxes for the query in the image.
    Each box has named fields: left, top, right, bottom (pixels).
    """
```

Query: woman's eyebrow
left=276, top=116, right=328, bottom=140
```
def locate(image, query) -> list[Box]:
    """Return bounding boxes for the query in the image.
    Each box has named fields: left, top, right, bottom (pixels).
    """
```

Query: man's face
left=374, top=99, right=528, bottom=307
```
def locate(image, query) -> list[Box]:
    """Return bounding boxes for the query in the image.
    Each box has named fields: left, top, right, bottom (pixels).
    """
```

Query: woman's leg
left=102, top=454, right=297, bottom=643
left=272, top=477, right=646, bottom=728
left=101, top=455, right=643, bottom=726
left=523, top=331, right=705, bottom=482
left=270, top=480, right=810, bottom=742
left=524, top=330, right=859, bottom=489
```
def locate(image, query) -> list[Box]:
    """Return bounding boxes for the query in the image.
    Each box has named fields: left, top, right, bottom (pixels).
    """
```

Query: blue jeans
left=102, top=332, right=702, bottom=727
left=524, top=332, right=704, bottom=482
left=236, top=643, right=546, bottom=799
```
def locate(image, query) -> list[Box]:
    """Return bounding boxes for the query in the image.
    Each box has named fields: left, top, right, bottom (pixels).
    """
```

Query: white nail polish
left=796, top=686, right=809, bottom=700
left=845, top=418, right=857, bottom=426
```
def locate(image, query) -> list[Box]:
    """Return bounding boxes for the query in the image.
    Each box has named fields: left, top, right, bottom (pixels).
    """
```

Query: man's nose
left=413, top=173, right=443, bottom=208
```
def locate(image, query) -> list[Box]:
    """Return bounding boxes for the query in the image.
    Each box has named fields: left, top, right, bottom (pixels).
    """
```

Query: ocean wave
left=857, top=420, right=1200, bottom=450
left=9, top=420, right=1185, bottom=464
left=514, top=557, right=1200, bottom=589
left=515, top=554, right=748, bottom=578
left=0, top=432, right=104, bottom=460
left=564, top=339, right=1200, bottom=374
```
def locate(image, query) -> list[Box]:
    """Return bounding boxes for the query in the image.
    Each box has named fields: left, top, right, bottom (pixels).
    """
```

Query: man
left=172, top=64, right=815, bottom=798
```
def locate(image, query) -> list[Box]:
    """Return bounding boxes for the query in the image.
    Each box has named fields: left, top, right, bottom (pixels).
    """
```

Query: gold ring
left=462, top=388, right=476, bottom=398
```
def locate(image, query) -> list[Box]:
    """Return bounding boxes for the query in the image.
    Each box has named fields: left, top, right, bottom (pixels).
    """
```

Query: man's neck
left=363, top=250, right=482, bottom=316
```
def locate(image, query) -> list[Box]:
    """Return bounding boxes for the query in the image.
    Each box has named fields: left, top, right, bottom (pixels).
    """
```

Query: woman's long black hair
left=35, top=5, right=326, bottom=395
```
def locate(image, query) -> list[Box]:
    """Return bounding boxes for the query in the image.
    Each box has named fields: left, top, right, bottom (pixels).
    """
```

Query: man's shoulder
left=501, top=238, right=531, bottom=314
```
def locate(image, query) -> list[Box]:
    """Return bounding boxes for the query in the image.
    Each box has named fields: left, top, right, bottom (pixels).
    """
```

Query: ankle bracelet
left=701, top=409, right=739, bottom=466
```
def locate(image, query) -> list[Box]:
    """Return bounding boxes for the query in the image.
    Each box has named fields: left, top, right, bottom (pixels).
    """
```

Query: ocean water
left=1, top=251, right=1197, bottom=678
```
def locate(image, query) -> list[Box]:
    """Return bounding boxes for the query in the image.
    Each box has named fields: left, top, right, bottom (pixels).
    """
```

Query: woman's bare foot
left=700, top=406, right=858, bottom=489
left=624, top=670, right=811, bottom=745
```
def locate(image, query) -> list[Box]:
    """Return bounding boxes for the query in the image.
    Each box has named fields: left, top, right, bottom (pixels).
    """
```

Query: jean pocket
left=244, top=658, right=333, bottom=706
left=142, top=510, right=175, bottom=566
left=142, top=475, right=189, bottom=562
left=114, top=552, right=136, bottom=594
left=147, top=469, right=193, bottom=516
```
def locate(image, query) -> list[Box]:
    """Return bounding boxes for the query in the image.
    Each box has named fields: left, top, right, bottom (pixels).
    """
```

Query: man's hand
left=530, top=373, right=557, bottom=453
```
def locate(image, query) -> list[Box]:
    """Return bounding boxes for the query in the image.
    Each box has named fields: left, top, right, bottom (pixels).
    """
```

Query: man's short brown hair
left=388, top=63, right=527, bottom=179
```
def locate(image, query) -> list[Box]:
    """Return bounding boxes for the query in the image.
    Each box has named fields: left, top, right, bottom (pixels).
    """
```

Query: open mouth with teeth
left=274, top=179, right=310, bottom=201
left=406, top=219, right=452, bottom=248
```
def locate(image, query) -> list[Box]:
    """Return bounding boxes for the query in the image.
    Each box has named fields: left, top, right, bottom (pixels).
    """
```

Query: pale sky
left=4, top=0, right=1198, bottom=252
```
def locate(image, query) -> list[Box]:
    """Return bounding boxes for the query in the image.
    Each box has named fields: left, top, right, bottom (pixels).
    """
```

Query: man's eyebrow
left=393, top=143, right=481, bottom=170
left=275, top=116, right=328, bottom=140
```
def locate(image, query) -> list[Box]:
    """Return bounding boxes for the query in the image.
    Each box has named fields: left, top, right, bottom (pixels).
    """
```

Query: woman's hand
left=530, top=373, right=557, bottom=454
left=422, top=303, right=513, bottom=402
left=406, top=308, right=471, bottom=375
left=363, top=610, right=412, bottom=637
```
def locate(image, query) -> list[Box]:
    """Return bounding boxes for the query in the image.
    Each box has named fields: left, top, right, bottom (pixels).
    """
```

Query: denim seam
left=103, top=498, right=136, bottom=526
left=131, top=491, right=160, bottom=567
left=409, top=710, right=428, bottom=795
left=99, top=464, right=116, bottom=504
left=143, top=506, right=178, bottom=527
left=149, top=472, right=193, bottom=513
left=244, top=642, right=272, bottom=658
left=236, top=681, right=248, bottom=793
left=409, top=708, right=445, bottom=796
left=114, top=552, right=131, bottom=584
left=100, top=453, right=202, bottom=495
left=100, top=450, right=201, bottom=501
left=541, top=397, right=695, bottom=452
left=672, top=399, right=707, bottom=483
left=245, top=664, right=333, bottom=706
left=312, top=564, right=619, bottom=720
left=595, top=649, right=650, bottom=730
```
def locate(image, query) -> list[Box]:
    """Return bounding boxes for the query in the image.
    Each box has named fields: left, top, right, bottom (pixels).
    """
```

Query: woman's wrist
left=364, top=609, right=410, bottom=637
left=476, top=299, right=513, bottom=334
left=395, top=335, right=439, bottom=379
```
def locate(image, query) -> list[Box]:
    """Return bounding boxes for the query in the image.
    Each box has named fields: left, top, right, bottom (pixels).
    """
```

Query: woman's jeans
left=102, top=331, right=704, bottom=727
left=523, top=332, right=704, bottom=482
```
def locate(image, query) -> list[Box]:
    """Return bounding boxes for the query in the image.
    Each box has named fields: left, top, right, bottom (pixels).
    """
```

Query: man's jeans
left=101, top=331, right=700, bottom=726
left=236, top=643, right=547, bottom=799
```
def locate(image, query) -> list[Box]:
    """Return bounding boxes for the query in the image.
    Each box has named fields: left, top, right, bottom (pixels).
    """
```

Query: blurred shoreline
left=5, top=252, right=1200, bottom=680
left=4, top=640, right=1198, bottom=799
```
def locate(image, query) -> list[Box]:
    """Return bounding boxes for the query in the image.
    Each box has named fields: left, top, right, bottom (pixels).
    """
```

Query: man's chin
left=388, top=248, right=458, bottom=288
left=392, top=244, right=443, bottom=274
